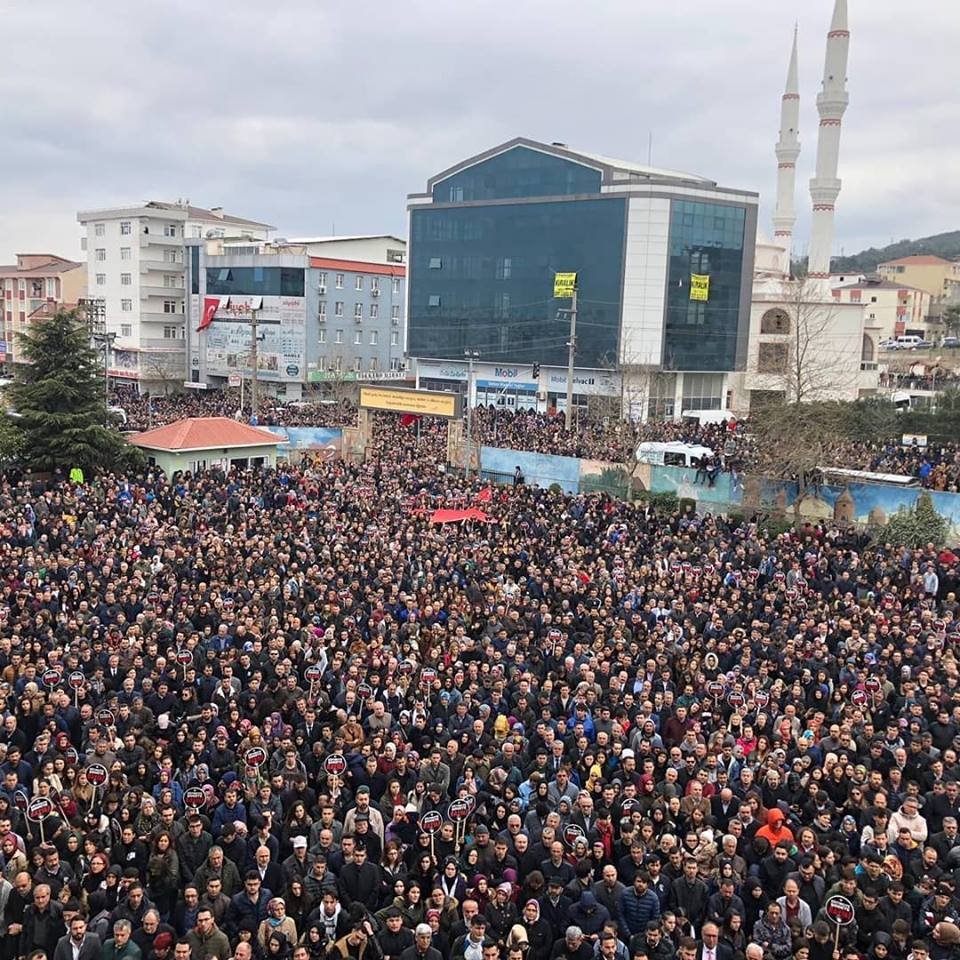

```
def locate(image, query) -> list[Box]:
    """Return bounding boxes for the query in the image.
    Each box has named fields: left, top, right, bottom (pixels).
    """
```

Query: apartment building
left=76, top=201, right=273, bottom=392
left=0, top=254, right=86, bottom=365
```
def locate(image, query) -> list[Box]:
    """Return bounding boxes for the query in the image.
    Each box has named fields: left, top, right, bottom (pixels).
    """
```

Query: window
left=354, top=330, right=363, bottom=344
left=317, top=356, right=326, bottom=371
left=370, top=303, right=378, bottom=319
left=355, top=276, right=364, bottom=290
left=96, top=273, right=106, bottom=286
left=353, top=356, right=362, bottom=371
left=120, top=324, right=133, bottom=337
left=334, top=301, right=344, bottom=317
left=121, top=273, right=132, bottom=286
left=317, top=272, right=327, bottom=288
left=391, top=331, right=399, bottom=346
left=335, top=329, right=344, bottom=344
left=862, top=334, right=875, bottom=363
left=392, top=278, right=401, bottom=295
left=95, top=248, right=106, bottom=261
left=354, top=303, right=363, bottom=320
left=318, top=329, right=326, bottom=344
left=164, top=224, right=178, bottom=238
left=120, top=247, right=131, bottom=260
left=335, top=274, right=344, bottom=289
left=30, top=281, right=43, bottom=298
left=760, top=308, right=790, bottom=334
left=369, top=330, right=378, bottom=345
left=163, top=275, right=181, bottom=288
left=318, top=301, right=327, bottom=318
left=428, top=295, right=441, bottom=307
left=429, top=257, right=443, bottom=270
left=369, top=357, right=378, bottom=372
left=371, top=277, right=379, bottom=292
left=758, top=342, right=789, bottom=373
left=334, top=356, right=343, bottom=373
left=204, top=266, right=304, bottom=297
left=121, top=299, right=133, bottom=312
left=391, top=305, right=400, bottom=323
left=46, top=278, right=56, bottom=298
left=120, top=221, right=131, bottom=236
left=871, top=296, right=877, bottom=303
left=163, top=300, right=178, bottom=314
left=94, top=223, right=105, bottom=237
left=163, top=325, right=180, bottom=339
left=164, top=249, right=179, bottom=264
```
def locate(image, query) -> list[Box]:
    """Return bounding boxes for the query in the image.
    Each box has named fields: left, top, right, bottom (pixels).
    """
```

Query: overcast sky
left=2, top=0, right=957, bottom=264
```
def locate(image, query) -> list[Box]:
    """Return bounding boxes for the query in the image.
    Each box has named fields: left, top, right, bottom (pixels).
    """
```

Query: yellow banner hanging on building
left=553, top=272, right=577, bottom=298
left=690, top=274, right=710, bottom=301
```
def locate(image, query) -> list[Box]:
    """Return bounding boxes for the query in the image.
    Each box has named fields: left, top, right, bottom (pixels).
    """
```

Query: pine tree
left=8, top=308, right=135, bottom=474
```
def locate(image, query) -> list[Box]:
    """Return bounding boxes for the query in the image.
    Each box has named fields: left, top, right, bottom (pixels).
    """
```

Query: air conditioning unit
left=318, top=286, right=326, bottom=294
left=354, top=316, right=363, bottom=323
left=371, top=288, right=380, bottom=297
left=391, top=317, right=400, bottom=326
left=317, top=314, right=326, bottom=322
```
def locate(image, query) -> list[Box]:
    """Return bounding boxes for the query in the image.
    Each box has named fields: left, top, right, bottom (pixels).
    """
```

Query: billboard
left=359, top=386, right=458, bottom=418
left=203, top=295, right=306, bottom=382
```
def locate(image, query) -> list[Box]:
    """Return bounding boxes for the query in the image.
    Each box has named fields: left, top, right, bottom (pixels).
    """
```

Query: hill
left=829, top=230, right=960, bottom=273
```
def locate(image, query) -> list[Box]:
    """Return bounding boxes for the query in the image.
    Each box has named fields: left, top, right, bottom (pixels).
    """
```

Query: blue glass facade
left=206, top=266, right=304, bottom=297
left=432, top=146, right=601, bottom=203
left=663, top=201, right=746, bottom=372
left=409, top=198, right=626, bottom=367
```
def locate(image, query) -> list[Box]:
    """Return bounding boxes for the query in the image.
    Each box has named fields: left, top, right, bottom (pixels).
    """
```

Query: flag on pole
left=197, top=296, right=226, bottom=332
left=400, top=413, right=421, bottom=428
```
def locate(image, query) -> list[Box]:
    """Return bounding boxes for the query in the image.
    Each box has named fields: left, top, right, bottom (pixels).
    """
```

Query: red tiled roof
left=880, top=255, right=953, bottom=266
left=309, top=257, right=405, bottom=277
left=129, top=417, right=284, bottom=452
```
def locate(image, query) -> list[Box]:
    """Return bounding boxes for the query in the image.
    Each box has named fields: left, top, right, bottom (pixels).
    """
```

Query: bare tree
left=140, top=352, right=184, bottom=396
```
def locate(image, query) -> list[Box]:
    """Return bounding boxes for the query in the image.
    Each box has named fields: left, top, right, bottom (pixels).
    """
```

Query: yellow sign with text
left=690, top=274, right=710, bottom=302
left=359, top=386, right=458, bottom=419
left=554, top=272, right=577, bottom=298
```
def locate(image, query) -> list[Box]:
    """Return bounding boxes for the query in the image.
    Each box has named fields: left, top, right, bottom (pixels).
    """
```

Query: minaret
left=808, top=0, right=849, bottom=279
left=772, top=25, right=800, bottom=253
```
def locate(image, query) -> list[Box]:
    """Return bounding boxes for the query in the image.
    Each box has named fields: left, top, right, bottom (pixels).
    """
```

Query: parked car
left=896, top=335, right=925, bottom=349
left=911, top=339, right=934, bottom=350
left=879, top=338, right=899, bottom=350
left=941, top=336, right=960, bottom=348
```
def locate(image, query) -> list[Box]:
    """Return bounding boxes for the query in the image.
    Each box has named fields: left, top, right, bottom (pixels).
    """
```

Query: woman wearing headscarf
left=518, top=899, right=552, bottom=960
left=484, top=882, right=518, bottom=946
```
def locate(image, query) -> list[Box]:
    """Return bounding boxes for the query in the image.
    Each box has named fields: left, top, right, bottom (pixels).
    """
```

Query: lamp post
left=464, top=349, right=479, bottom=478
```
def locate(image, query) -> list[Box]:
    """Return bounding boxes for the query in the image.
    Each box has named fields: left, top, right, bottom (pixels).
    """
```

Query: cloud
left=0, top=0, right=956, bottom=262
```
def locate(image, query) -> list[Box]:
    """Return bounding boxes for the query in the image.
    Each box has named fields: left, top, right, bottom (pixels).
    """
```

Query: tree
left=0, top=415, right=24, bottom=467
left=943, top=304, right=960, bottom=337
left=9, top=308, right=135, bottom=475
left=141, top=352, right=185, bottom=396
left=780, top=277, right=852, bottom=404
left=881, top=491, right=949, bottom=547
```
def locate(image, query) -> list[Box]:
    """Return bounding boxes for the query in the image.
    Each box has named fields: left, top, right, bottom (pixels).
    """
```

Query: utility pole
left=565, top=287, right=578, bottom=430
left=249, top=309, right=259, bottom=421
left=464, top=349, right=479, bottom=478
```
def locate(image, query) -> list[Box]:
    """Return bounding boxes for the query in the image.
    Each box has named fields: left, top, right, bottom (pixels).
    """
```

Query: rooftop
left=129, top=417, right=284, bottom=452
left=77, top=202, right=275, bottom=230
left=283, top=235, right=406, bottom=245
left=879, top=255, right=955, bottom=267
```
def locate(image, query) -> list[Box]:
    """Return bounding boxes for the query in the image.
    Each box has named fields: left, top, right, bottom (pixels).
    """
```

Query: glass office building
left=407, top=138, right=757, bottom=413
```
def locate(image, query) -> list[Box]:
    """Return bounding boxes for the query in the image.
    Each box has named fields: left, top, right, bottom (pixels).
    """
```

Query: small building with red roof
left=128, top=417, right=284, bottom=475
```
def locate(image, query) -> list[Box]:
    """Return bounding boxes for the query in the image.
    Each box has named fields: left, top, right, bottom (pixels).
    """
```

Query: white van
left=895, top=335, right=924, bottom=349
left=635, top=442, right=714, bottom=468
left=680, top=409, right=735, bottom=427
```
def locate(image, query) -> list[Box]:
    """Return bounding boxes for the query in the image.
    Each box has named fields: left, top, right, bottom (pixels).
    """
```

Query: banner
left=198, top=296, right=226, bottom=332
left=690, top=274, right=710, bottom=302
left=553, top=272, right=577, bottom=298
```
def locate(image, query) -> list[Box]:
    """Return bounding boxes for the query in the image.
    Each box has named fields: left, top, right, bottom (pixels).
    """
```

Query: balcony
left=139, top=232, right=182, bottom=247
left=140, top=284, right=183, bottom=298
left=140, top=259, right=183, bottom=273
left=139, top=338, right=185, bottom=351
left=141, top=310, right=183, bottom=324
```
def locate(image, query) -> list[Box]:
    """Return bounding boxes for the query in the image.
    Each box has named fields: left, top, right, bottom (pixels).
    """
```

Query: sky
left=1, top=0, right=958, bottom=264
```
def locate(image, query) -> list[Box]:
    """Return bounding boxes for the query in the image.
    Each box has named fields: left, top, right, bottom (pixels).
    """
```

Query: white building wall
left=619, top=197, right=670, bottom=366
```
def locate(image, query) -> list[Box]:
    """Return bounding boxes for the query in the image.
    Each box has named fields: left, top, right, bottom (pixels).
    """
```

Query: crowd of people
left=116, top=392, right=960, bottom=492
left=0, top=407, right=958, bottom=960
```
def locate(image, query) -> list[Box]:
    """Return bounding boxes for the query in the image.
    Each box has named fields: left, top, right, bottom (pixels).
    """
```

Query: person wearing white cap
left=399, top=924, right=442, bottom=960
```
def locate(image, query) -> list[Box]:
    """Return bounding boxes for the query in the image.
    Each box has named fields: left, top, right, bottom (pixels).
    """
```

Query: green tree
left=9, top=309, right=134, bottom=474
left=0, top=414, right=25, bottom=466
left=881, top=491, right=949, bottom=547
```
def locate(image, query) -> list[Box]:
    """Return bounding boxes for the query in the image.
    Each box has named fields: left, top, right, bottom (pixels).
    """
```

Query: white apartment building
left=76, top=201, right=273, bottom=393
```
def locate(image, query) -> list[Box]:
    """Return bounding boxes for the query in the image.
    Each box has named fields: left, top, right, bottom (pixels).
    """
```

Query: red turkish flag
left=197, top=296, right=222, bottom=332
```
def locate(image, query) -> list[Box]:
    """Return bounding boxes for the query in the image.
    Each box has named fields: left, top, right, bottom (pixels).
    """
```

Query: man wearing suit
left=250, top=846, right=283, bottom=895
left=54, top=916, right=102, bottom=960
left=697, top=923, right=733, bottom=960
left=711, top=788, right=738, bottom=833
